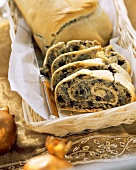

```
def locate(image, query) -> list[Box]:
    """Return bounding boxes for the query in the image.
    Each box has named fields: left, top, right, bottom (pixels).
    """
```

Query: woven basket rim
left=7, top=0, right=136, bottom=136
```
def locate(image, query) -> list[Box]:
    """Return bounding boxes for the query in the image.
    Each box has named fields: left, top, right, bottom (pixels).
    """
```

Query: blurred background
left=73, top=155, right=136, bottom=170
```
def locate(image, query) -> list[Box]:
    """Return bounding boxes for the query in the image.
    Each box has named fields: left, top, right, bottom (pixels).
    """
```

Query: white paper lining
left=8, top=0, right=136, bottom=119
left=8, top=19, right=47, bottom=119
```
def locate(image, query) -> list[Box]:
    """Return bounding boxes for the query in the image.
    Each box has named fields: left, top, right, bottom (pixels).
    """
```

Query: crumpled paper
left=8, top=0, right=136, bottom=120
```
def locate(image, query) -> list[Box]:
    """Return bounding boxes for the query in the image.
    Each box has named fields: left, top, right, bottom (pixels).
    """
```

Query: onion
left=23, top=154, right=73, bottom=170
left=45, top=136, right=72, bottom=158
left=0, top=106, right=16, bottom=155
left=23, top=136, right=73, bottom=170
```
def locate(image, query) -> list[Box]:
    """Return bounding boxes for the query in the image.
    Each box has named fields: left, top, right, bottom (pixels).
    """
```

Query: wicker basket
left=114, top=0, right=136, bottom=58
left=7, top=0, right=136, bottom=136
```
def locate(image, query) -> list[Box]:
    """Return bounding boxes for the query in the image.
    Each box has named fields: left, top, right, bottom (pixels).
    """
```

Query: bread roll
left=14, top=0, right=112, bottom=54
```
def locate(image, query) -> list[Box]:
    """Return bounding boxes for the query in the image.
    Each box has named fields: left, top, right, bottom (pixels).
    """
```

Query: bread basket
left=7, top=0, right=136, bottom=136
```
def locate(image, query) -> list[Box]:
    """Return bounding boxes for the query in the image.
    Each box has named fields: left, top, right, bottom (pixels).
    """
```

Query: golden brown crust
left=14, top=0, right=112, bottom=54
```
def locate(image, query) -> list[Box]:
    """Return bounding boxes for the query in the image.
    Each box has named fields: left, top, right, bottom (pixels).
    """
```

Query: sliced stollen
left=51, top=57, right=110, bottom=91
left=51, top=60, right=132, bottom=91
left=55, top=69, right=135, bottom=112
left=51, top=46, right=102, bottom=74
left=43, top=40, right=101, bottom=77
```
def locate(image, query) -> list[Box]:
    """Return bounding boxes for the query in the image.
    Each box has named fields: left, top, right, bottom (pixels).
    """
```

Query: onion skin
left=23, top=154, right=73, bottom=170
left=0, top=106, right=16, bottom=155
left=45, top=136, right=72, bottom=158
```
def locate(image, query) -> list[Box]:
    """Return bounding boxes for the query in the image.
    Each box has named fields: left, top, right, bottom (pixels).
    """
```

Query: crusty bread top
left=14, top=0, right=97, bottom=31
left=14, top=0, right=97, bottom=52
left=14, top=0, right=113, bottom=54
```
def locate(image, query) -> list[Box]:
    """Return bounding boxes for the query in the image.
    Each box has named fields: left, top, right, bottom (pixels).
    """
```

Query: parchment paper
left=8, top=0, right=136, bottom=120
left=8, top=19, right=47, bottom=119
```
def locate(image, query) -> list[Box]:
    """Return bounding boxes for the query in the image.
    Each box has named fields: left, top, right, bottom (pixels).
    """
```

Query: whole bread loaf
left=14, top=0, right=112, bottom=54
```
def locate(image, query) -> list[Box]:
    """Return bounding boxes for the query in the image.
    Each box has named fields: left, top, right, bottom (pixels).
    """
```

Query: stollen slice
left=43, top=40, right=101, bottom=77
left=51, top=46, right=102, bottom=74
left=52, top=60, right=132, bottom=91
left=51, top=57, right=110, bottom=91
left=55, top=69, right=135, bottom=112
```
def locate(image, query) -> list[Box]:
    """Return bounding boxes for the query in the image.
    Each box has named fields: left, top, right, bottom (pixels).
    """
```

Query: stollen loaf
left=14, top=0, right=112, bottom=54
left=55, top=69, right=135, bottom=112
